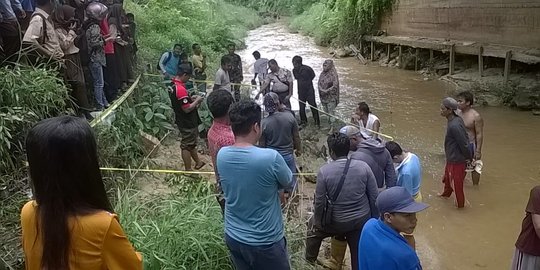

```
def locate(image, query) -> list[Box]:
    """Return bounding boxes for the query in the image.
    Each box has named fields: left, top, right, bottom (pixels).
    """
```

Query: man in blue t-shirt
left=217, top=100, right=293, bottom=270
left=159, top=43, right=182, bottom=79
left=359, top=186, right=429, bottom=270
left=385, top=141, right=423, bottom=201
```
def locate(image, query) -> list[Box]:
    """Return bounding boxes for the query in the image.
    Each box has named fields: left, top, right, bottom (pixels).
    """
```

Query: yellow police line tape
left=90, top=75, right=142, bottom=127
left=100, top=167, right=317, bottom=176
left=144, top=73, right=255, bottom=87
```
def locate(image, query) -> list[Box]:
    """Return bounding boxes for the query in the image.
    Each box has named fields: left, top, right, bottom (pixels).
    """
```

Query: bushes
left=290, top=0, right=397, bottom=46
left=126, top=0, right=262, bottom=73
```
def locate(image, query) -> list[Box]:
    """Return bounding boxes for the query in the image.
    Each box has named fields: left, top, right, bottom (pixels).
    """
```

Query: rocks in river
left=330, top=46, right=353, bottom=58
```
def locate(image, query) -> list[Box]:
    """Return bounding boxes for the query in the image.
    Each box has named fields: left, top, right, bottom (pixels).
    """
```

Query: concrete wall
left=380, top=0, right=540, bottom=49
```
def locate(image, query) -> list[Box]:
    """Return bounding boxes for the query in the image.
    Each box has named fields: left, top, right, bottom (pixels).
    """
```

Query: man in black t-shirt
left=293, top=55, right=320, bottom=127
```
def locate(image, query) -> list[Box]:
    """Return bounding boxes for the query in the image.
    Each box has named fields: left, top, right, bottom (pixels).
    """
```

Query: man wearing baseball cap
left=438, top=97, right=471, bottom=208
left=359, top=186, right=429, bottom=270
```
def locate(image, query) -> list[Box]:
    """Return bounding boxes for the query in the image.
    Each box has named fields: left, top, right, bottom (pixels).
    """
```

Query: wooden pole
left=478, top=46, right=484, bottom=77
left=449, top=44, right=455, bottom=75
left=371, top=42, right=375, bottom=61
left=504, top=50, right=512, bottom=83
left=415, top=48, right=419, bottom=71
left=429, top=49, right=434, bottom=63
left=398, top=46, right=402, bottom=68
left=387, top=44, right=391, bottom=64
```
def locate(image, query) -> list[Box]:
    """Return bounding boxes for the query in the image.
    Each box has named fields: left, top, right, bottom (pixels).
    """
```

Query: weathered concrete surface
left=380, top=0, right=540, bottom=49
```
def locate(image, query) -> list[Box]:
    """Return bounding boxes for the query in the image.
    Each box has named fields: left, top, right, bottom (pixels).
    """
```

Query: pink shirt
left=207, top=119, right=235, bottom=182
left=100, top=18, right=114, bottom=54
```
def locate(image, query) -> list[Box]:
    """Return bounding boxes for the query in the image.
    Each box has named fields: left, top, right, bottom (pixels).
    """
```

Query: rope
left=90, top=75, right=142, bottom=127
left=289, top=95, right=394, bottom=140
left=100, top=167, right=317, bottom=176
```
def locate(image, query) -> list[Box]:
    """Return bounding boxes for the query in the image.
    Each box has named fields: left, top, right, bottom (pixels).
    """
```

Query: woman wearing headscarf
left=318, top=59, right=340, bottom=132
left=108, top=4, right=133, bottom=88
left=53, top=4, right=92, bottom=119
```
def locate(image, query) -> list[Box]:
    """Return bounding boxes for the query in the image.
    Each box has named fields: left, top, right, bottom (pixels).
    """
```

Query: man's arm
left=474, top=114, right=484, bottom=159
left=286, top=71, right=294, bottom=99
left=313, top=169, right=326, bottom=228
left=274, top=153, right=293, bottom=190
left=451, top=123, right=472, bottom=160
left=236, top=54, right=243, bottom=81
left=372, top=120, right=380, bottom=140
left=158, top=52, right=169, bottom=75
left=256, top=76, right=271, bottom=99
left=292, top=119, right=301, bottom=155
left=384, top=150, right=397, bottom=188
left=181, top=96, right=203, bottom=113
left=308, top=66, right=316, bottom=81
left=364, top=166, right=379, bottom=218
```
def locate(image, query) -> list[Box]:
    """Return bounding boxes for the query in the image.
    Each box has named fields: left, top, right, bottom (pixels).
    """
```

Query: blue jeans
left=225, top=234, right=290, bottom=270
left=281, top=153, right=297, bottom=193
left=89, top=61, right=107, bottom=109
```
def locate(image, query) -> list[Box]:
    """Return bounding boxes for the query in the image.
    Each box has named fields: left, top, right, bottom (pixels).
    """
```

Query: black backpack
left=157, top=51, right=172, bottom=71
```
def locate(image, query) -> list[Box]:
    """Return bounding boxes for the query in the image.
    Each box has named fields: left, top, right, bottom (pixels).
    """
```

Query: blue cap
left=376, top=186, right=429, bottom=214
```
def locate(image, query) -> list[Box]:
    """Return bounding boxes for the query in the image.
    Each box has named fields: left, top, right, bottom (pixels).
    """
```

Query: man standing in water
left=252, top=51, right=268, bottom=87
left=226, top=43, right=243, bottom=101
left=292, top=55, right=320, bottom=128
left=438, top=97, right=471, bottom=208
left=217, top=100, right=293, bottom=269
left=456, top=91, right=484, bottom=185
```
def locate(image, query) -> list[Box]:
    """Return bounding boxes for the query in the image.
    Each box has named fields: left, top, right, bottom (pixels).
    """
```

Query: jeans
left=299, top=89, right=320, bottom=126
left=225, top=234, right=290, bottom=270
left=281, top=153, right=297, bottom=193
left=89, top=61, right=107, bottom=109
left=322, top=101, right=338, bottom=124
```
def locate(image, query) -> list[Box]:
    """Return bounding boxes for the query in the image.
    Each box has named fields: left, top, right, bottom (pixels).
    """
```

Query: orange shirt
left=21, top=201, right=143, bottom=270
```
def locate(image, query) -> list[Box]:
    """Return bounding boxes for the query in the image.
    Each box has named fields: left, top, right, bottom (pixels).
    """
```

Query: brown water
left=238, top=23, right=540, bottom=270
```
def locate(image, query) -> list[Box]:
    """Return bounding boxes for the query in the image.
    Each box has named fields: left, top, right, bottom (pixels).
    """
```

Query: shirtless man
left=456, top=91, right=484, bottom=185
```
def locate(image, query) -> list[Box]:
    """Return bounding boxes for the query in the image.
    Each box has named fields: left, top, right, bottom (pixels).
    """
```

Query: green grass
left=115, top=179, right=232, bottom=270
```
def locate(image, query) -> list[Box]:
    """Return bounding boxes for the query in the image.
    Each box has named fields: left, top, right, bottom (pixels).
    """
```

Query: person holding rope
left=256, top=59, right=294, bottom=110
left=305, top=132, right=378, bottom=270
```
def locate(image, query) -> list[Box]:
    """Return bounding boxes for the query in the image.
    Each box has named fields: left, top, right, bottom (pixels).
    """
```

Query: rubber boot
left=320, top=238, right=347, bottom=270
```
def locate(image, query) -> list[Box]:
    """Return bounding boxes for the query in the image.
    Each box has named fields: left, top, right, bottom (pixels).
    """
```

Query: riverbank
left=239, top=22, right=540, bottom=269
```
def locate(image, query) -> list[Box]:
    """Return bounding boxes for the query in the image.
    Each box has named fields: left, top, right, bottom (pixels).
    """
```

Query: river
left=237, top=23, right=540, bottom=270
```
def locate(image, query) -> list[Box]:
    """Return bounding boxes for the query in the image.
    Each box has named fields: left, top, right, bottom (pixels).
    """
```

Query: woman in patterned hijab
left=318, top=59, right=340, bottom=130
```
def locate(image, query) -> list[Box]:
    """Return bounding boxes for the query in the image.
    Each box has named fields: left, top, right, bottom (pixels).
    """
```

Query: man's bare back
left=457, top=91, right=484, bottom=185
left=461, top=108, right=481, bottom=144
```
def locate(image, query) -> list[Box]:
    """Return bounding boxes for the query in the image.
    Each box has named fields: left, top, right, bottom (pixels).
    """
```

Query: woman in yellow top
left=21, top=116, right=142, bottom=270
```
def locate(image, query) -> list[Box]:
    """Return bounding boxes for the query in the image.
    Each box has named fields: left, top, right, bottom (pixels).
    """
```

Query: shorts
left=178, top=126, right=198, bottom=150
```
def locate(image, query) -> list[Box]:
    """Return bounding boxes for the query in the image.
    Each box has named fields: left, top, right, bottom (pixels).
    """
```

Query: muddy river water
left=237, top=23, right=540, bottom=270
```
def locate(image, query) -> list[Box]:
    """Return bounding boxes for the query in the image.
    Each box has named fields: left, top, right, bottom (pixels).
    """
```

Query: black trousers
left=299, top=89, right=319, bottom=125
left=0, top=20, right=21, bottom=64
left=305, top=215, right=369, bottom=270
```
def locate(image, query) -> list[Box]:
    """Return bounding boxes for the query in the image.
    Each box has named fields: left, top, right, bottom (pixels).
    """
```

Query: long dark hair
left=26, top=116, right=112, bottom=270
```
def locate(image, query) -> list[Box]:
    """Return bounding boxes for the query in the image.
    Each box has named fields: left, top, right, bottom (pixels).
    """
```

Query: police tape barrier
left=143, top=73, right=256, bottom=87
left=100, top=167, right=317, bottom=176
left=90, top=75, right=142, bottom=127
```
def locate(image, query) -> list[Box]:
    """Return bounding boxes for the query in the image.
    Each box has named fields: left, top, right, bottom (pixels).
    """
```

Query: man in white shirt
left=251, top=50, right=268, bottom=86
left=214, top=55, right=232, bottom=93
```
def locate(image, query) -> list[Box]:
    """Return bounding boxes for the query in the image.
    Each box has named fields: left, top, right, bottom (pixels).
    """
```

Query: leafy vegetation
left=290, top=0, right=397, bottom=46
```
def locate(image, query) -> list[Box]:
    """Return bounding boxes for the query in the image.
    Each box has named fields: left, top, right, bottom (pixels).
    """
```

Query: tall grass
left=290, top=0, right=397, bottom=46
left=114, top=179, right=232, bottom=270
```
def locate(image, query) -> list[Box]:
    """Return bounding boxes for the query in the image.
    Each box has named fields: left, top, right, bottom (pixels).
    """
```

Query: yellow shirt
left=21, top=201, right=143, bottom=270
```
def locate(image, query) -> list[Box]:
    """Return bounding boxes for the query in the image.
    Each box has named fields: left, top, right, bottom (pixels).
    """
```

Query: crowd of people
left=12, top=7, right=539, bottom=270
left=0, top=0, right=137, bottom=119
